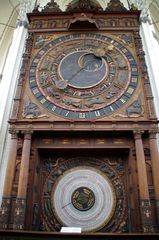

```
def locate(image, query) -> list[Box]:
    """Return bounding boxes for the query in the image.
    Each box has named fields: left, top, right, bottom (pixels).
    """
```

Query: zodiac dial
left=29, top=33, right=138, bottom=120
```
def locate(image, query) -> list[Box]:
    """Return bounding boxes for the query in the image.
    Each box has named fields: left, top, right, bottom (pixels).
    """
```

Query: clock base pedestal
left=0, top=230, right=159, bottom=239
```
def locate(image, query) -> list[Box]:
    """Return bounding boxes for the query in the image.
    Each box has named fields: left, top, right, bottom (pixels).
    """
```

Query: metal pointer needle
left=61, top=202, right=72, bottom=209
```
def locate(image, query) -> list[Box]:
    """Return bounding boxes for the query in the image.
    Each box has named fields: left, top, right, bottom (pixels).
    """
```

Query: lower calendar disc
left=52, top=166, right=116, bottom=232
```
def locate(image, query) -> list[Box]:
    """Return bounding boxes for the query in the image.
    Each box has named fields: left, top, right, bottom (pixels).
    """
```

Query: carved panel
left=13, top=198, right=26, bottom=230
left=0, top=198, right=11, bottom=229
left=140, top=200, right=153, bottom=232
left=28, top=16, right=139, bottom=31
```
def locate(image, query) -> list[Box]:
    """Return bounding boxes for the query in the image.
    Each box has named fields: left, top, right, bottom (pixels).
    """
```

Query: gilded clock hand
left=67, top=64, right=85, bottom=81
left=94, top=44, right=114, bottom=57
left=94, top=48, right=106, bottom=57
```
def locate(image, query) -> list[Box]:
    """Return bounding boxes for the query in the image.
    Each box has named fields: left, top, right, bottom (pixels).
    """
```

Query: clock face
left=41, top=158, right=126, bottom=233
left=29, top=33, right=138, bottom=120
left=52, top=167, right=116, bottom=232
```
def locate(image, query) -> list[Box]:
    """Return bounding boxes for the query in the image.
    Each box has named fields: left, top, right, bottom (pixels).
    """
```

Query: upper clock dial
left=59, top=51, right=107, bottom=89
left=29, top=33, right=138, bottom=120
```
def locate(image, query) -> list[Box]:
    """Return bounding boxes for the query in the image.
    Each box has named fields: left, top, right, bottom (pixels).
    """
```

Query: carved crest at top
left=41, top=0, right=62, bottom=12
left=66, top=0, right=103, bottom=12
left=105, top=0, right=128, bottom=12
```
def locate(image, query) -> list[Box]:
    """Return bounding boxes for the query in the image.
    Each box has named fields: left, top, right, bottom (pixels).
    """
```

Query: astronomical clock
left=28, top=32, right=139, bottom=120
left=1, top=0, right=159, bottom=237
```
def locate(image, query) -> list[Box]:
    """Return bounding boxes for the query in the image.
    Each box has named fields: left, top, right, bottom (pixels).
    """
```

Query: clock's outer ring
left=51, top=166, right=116, bottom=232
left=29, top=33, right=139, bottom=120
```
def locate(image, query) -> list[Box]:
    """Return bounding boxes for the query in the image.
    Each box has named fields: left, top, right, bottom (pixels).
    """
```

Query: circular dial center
left=58, top=51, right=108, bottom=89
left=71, top=187, right=95, bottom=211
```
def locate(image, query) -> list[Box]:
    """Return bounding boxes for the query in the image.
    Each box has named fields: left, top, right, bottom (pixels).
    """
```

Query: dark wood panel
left=0, top=230, right=159, bottom=239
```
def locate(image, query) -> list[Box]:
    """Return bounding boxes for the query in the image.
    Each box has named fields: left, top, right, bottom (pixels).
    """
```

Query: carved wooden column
left=134, top=131, right=153, bottom=232
left=149, top=131, right=159, bottom=223
left=0, top=130, right=18, bottom=229
left=13, top=131, right=32, bottom=230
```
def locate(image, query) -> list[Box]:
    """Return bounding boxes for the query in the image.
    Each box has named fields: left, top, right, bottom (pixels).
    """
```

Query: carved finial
left=130, top=3, right=138, bottom=11
left=105, top=0, right=128, bottom=12
left=33, top=1, right=40, bottom=13
left=66, top=0, right=103, bottom=12
left=42, top=0, right=62, bottom=13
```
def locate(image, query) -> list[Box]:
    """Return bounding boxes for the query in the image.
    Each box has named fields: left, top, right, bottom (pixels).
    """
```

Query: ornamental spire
left=41, top=0, right=62, bottom=13
left=66, top=0, right=103, bottom=12
left=105, top=0, right=128, bottom=12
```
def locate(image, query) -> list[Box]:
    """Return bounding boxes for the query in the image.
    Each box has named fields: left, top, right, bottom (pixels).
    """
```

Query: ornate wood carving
left=133, top=30, right=156, bottom=120
left=126, top=97, right=144, bottom=117
left=66, top=0, right=103, bottom=12
left=28, top=14, right=139, bottom=31
left=41, top=0, right=61, bottom=13
left=0, top=198, right=11, bottom=229
left=140, top=200, right=154, bottom=232
left=22, top=99, right=48, bottom=119
left=11, top=33, right=34, bottom=120
left=105, top=0, right=128, bottom=12
left=13, top=198, right=26, bottom=230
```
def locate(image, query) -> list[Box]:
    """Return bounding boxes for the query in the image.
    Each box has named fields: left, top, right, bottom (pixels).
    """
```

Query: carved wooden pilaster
left=156, top=200, right=159, bottom=225
left=134, top=131, right=153, bottom=232
left=140, top=200, right=153, bottom=233
left=149, top=130, right=159, bottom=223
left=0, top=130, right=19, bottom=229
left=13, top=131, right=32, bottom=230
left=13, top=198, right=26, bottom=230
left=133, top=30, right=156, bottom=119
left=11, top=33, right=34, bottom=120
left=0, top=198, right=11, bottom=229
